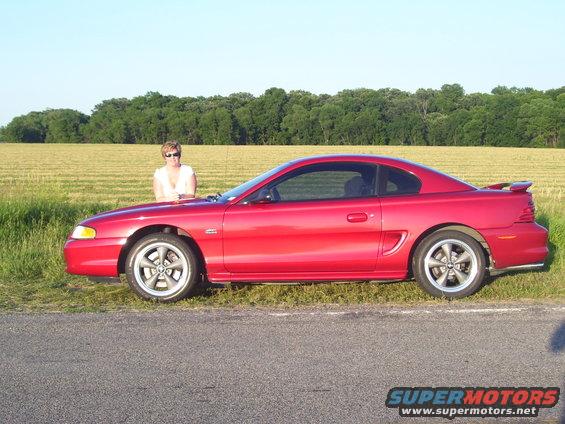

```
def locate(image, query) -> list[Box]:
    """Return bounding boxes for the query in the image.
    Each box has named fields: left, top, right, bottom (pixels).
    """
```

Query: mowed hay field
left=0, top=144, right=563, bottom=311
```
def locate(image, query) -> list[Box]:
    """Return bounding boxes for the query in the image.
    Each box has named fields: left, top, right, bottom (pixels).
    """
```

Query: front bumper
left=64, top=237, right=125, bottom=277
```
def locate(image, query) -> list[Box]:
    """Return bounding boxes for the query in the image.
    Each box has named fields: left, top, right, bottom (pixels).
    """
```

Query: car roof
left=227, top=154, right=476, bottom=204
left=284, top=154, right=476, bottom=194
left=288, top=154, right=419, bottom=167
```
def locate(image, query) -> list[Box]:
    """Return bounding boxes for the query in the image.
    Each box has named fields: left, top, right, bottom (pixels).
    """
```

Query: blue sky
left=1, top=0, right=563, bottom=125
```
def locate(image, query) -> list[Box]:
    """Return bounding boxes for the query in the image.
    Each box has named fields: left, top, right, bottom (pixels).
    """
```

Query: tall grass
left=0, top=193, right=562, bottom=312
left=0, top=196, right=111, bottom=282
left=0, top=190, right=123, bottom=310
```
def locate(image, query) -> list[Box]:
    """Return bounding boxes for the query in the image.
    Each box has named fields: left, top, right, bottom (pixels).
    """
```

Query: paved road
left=1, top=304, right=563, bottom=423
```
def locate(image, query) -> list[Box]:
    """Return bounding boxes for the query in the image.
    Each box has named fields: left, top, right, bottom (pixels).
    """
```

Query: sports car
left=64, top=155, right=548, bottom=301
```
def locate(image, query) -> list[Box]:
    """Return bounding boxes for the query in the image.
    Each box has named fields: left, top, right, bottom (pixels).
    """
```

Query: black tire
left=412, top=230, right=486, bottom=299
left=125, top=233, right=199, bottom=302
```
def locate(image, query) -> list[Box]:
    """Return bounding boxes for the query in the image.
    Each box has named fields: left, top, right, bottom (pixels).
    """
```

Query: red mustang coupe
left=64, top=155, right=548, bottom=301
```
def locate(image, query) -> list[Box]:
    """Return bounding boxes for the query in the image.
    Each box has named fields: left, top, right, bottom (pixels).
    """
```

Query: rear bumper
left=64, top=237, right=124, bottom=277
left=482, top=223, right=549, bottom=270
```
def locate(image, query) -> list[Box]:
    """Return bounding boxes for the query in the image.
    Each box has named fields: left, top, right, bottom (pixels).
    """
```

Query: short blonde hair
left=161, top=140, right=182, bottom=158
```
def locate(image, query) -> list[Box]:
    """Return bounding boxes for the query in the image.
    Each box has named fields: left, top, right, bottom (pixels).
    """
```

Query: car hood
left=82, top=198, right=212, bottom=225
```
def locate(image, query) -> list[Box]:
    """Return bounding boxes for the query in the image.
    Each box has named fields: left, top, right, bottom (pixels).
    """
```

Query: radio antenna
left=223, top=142, right=229, bottom=195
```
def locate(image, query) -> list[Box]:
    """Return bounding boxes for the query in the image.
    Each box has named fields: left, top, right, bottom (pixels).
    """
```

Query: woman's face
left=164, top=149, right=181, bottom=166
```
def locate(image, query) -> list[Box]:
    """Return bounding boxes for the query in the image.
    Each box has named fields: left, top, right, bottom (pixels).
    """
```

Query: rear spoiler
left=484, top=181, right=532, bottom=192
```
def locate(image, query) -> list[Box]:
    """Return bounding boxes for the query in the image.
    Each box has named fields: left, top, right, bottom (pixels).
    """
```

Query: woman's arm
left=182, top=172, right=197, bottom=199
left=153, top=176, right=167, bottom=201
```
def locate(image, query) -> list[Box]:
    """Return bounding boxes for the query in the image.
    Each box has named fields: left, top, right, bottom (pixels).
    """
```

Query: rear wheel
left=413, top=230, right=486, bottom=298
left=125, top=234, right=199, bottom=302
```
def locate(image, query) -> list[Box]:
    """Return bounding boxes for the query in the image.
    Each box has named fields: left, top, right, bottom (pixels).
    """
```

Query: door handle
left=347, top=213, right=368, bottom=223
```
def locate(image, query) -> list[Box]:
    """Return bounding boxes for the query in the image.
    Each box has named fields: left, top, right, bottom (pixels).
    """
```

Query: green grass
left=0, top=189, right=562, bottom=312
left=0, top=145, right=563, bottom=312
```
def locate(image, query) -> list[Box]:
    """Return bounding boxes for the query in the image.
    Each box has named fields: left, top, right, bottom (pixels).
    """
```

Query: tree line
left=1, top=84, right=563, bottom=147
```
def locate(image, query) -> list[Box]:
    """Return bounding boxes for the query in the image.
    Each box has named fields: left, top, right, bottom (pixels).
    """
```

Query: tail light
left=515, top=199, right=535, bottom=223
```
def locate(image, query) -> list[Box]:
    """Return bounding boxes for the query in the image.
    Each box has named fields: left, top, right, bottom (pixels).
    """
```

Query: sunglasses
left=165, top=152, right=180, bottom=158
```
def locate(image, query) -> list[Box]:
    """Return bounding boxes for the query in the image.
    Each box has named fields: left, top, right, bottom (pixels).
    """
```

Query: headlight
left=71, top=225, right=97, bottom=239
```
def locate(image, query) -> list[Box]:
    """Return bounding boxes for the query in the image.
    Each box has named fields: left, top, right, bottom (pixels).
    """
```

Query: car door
left=222, top=162, right=382, bottom=273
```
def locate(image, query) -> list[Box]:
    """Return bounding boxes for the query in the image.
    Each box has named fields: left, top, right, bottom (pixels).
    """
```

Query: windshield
left=213, top=163, right=290, bottom=202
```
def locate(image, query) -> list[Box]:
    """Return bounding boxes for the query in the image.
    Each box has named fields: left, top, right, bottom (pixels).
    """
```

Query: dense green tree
left=44, top=109, right=89, bottom=143
left=282, top=104, right=321, bottom=145
left=484, top=93, right=521, bottom=146
left=435, top=84, right=465, bottom=113
left=544, top=87, right=565, bottom=100
left=233, top=106, right=256, bottom=145
left=415, top=88, right=436, bottom=146
left=199, top=107, right=233, bottom=144
left=82, top=98, right=131, bottom=143
left=461, top=106, right=488, bottom=146
left=166, top=111, right=201, bottom=144
left=518, top=97, right=563, bottom=147
left=286, top=90, right=321, bottom=111
left=317, top=104, right=344, bottom=144
left=3, top=111, right=47, bottom=143
left=4, top=86, right=564, bottom=147
left=386, top=96, right=421, bottom=145
left=227, top=92, right=254, bottom=110
left=350, top=108, right=385, bottom=145
left=428, top=113, right=449, bottom=146
left=252, top=88, right=288, bottom=144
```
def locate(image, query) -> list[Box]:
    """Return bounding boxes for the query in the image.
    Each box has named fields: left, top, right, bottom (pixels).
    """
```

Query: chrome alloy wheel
left=423, top=238, right=479, bottom=293
left=133, top=241, right=191, bottom=297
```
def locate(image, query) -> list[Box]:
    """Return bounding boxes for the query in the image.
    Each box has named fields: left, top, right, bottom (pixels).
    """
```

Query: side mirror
left=250, top=194, right=273, bottom=204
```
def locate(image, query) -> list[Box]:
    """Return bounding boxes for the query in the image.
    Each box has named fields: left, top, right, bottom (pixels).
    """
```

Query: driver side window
left=245, top=162, right=377, bottom=203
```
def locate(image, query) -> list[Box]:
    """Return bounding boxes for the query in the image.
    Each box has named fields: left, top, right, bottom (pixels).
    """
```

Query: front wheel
left=125, top=233, right=199, bottom=302
left=412, top=230, right=486, bottom=299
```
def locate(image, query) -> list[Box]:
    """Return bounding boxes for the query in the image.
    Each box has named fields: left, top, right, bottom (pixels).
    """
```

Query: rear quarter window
left=378, top=165, right=421, bottom=196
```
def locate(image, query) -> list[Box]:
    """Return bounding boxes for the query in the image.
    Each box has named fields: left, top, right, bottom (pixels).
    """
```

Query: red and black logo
left=386, top=386, right=560, bottom=419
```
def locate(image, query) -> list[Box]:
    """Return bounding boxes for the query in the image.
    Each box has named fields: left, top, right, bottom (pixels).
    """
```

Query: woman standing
left=153, top=141, right=197, bottom=202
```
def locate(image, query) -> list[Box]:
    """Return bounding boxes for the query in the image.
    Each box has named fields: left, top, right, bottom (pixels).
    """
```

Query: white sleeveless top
left=154, top=165, right=195, bottom=197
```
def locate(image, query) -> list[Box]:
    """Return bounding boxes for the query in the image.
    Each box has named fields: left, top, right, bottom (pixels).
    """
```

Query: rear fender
left=408, top=224, right=493, bottom=277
